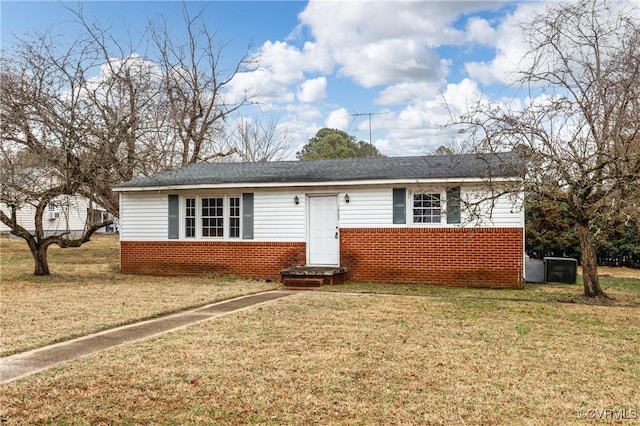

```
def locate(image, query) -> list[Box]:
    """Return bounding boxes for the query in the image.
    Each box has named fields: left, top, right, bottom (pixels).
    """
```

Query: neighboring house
left=114, top=152, right=525, bottom=288
left=0, top=195, right=115, bottom=238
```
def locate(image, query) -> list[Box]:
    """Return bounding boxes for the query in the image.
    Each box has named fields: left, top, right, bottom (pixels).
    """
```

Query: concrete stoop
left=280, top=266, right=348, bottom=289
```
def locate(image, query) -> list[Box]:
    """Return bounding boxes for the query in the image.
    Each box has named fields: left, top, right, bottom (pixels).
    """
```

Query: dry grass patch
left=0, top=235, right=279, bottom=356
left=321, top=275, right=640, bottom=308
left=579, top=265, right=640, bottom=279
left=1, top=292, right=638, bottom=425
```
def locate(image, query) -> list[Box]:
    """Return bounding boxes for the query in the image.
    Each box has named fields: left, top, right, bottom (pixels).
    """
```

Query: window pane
left=413, top=193, right=441, bottom=223
left=202, top=197, right=224, bottom=237
left=229, top=197, right=240, bottom=238
left=185, top=198, right=196, bottom=238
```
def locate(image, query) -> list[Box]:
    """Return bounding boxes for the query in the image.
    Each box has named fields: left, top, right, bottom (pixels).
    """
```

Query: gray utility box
left=525, top=259, right=545, bottom=283
left=544, top=257, right=578, bottom=284
left=525, top=257, right=578, bottom=284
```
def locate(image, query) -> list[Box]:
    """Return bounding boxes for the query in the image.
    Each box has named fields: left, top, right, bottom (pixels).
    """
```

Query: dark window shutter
left=392, top=188, right=406, bottom=224
left=168, top=194, right=179, bottom=239
left=446, top=187, right=461, bottom=224
left=242, top=193, right=254, bottom=239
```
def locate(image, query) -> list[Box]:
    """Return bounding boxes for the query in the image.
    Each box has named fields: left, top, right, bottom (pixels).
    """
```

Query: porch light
left=344, top=194, right=350, bottom=203
left=294, top=195, right=300, bottom=205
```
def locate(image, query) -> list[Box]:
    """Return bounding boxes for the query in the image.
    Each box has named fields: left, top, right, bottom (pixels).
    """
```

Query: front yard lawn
left=2, top=235, right=639, bottom=424
left=2, top=289, right=639, bottom=424
left=0, top=235, right=278, bottom=356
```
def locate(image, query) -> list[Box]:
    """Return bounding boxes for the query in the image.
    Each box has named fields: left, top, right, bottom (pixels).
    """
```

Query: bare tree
left=151, top=6, right=257, bottom=166
left=457, top=0, right=640, bottom=297
left=227, top=115, right=290, bottom=162
left=1, top=5, right=257, bottom=275
left=70, top=5, right=256, bottom=214
left=0, top=34, right=115, bottom=275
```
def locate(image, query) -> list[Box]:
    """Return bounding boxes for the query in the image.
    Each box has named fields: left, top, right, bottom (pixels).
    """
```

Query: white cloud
left=325, top=108, right=351, bottom=130
left=464, top=3, right=547, bottom=85
left=298, top=0, right=504, bottom=87
left=465, top=17, right=498, bottom=45
left=268, top=104, right=327, bottom=159
left=228, top=1, right=551, bottom=158
left=337, top=39, right=446, bottom=88
left=373, top=79, right=492, bottom=155
left=376, top=81, right=444, bottom=106
left=227, top=40, right=333, bottom=106
left=284, top=103, right=323, bottom=122
left=376, top=127, right=459, bottom=157
left=299, top=1, right=501, bottom=48
left=466, top=0, right=639, bottom=86
left=463, top=61, right=497, bottom=86
left=226, top=69, right=294, bottom=105
left=297, top=77, right=327, bottom=103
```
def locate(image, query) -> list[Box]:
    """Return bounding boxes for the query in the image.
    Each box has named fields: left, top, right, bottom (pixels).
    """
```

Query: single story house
left=114, top=152, right=525, bottom=288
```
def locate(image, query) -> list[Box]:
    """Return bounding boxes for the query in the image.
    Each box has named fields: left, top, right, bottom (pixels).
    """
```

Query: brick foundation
left=120, top=227, right=524, bottom=288
left=340, top=227, right=524, bottom=289
left=120, top=240, right=306, bottom=280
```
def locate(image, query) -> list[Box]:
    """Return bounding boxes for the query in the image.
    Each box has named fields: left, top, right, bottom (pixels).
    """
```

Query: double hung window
left=202, top=197, right=224, bottom=237
left=184, top=196, right=241, bottom=239
left=185, top=198, right=196, bottom=238
left=229, top=197, right=241, bottom=238
left=413, top=193, right=441, bottom=223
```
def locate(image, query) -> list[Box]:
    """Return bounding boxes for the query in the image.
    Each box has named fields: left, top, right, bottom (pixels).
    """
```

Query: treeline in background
left=526, top=195, right=640, bottom=269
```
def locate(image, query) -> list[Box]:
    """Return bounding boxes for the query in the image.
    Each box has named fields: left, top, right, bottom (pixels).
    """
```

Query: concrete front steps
left=280, top=266, right=348, bottom=289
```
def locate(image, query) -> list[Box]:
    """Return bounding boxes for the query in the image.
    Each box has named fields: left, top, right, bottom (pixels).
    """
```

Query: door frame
left=306, top=194, right=340, bottom=266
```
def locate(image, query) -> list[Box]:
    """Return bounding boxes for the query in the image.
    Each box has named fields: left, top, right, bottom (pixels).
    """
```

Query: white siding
left=338, top=187, right=392, bottom=227
left=461, top=188, right=524, bottom=228
left=116, top=183, right=524, bottom=242
left=338, top=185, right=524, bottom=229
left=1, top=203, right=35, bottom=232
left=119, top=193, right=168, bottom=241
left=254, top=190, right=305, bottom=241
left=1, top=196, right=103, bottom=235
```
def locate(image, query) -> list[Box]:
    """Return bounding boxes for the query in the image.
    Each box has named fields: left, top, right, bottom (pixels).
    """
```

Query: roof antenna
left=349, top=111, right=388, bottom=157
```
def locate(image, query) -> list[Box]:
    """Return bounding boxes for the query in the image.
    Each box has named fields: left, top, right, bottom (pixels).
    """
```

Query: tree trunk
left=30, top=243, right=50, bottom=276
left=576, top=222, right=606, bottom=298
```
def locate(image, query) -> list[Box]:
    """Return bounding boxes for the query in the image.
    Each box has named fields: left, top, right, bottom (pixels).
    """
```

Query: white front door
left=308, top=195, right=339, bottom=266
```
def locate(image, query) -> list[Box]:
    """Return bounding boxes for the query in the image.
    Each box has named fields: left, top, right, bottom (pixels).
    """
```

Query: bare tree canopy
left=1, top=5, right=257, bottom=275
left=225, top=115, right=290, bottom=162
left=457, top=0, right=640, bottom=297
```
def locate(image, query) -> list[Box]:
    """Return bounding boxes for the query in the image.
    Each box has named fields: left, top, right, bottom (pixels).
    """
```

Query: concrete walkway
left=0, top=290, right=298, bottom=385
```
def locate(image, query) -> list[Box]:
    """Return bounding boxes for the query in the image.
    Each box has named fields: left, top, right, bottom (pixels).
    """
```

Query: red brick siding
left=120, top=241, right=305, bottom=280
left=340, top=227, right=524, bottom=289
left=121, top=227, right=523, bottom=288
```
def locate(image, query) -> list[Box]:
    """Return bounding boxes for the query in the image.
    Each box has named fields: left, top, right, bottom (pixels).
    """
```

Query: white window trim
left=408, top=189, right=454, bottom=226
left=184, top=197, right=196, bottom=239
left=181, top=195, right=242, bottom=240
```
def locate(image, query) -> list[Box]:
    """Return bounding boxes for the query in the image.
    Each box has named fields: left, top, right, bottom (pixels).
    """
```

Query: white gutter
left=113, top=176, right=518, bottom=192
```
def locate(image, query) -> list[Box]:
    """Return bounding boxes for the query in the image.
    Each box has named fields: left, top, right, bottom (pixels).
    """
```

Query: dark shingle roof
left=116, top=151, right=521, bottom=189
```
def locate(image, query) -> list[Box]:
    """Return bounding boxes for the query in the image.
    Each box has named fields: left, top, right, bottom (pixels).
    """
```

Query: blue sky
left=1, top=1, right=625, bottom=158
